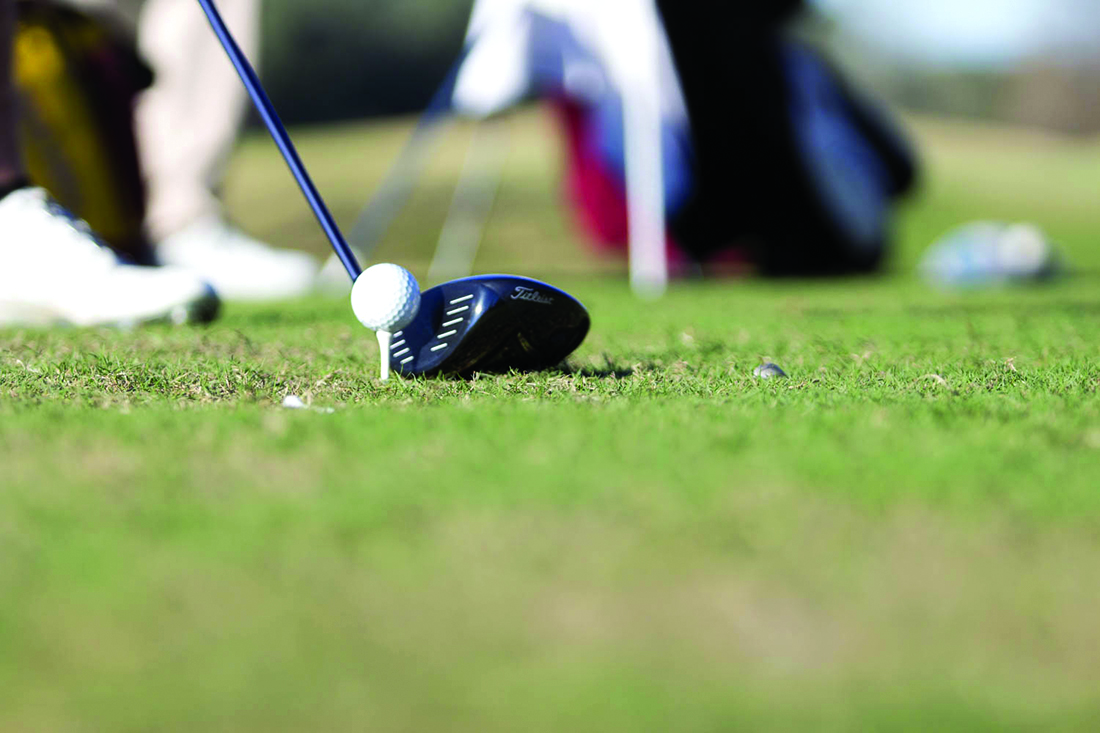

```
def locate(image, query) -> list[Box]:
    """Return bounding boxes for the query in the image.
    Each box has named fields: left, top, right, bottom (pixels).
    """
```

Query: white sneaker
left=157, top=216, right=318, bottom=301
left=0, top=188, right=219, bottom=327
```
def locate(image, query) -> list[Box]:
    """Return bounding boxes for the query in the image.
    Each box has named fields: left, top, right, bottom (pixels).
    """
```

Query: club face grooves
left=390, top=275, right=590, bottom=377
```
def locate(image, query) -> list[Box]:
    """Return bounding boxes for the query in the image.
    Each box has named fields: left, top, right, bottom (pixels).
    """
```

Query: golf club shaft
left=195, top=0, right=362, bottom=281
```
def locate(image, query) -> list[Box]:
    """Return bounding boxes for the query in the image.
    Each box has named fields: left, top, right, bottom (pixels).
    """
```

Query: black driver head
left=389, top=275, right=590, bottom=378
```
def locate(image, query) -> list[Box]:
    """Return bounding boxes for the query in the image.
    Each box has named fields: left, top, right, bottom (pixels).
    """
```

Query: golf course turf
left=2, top=112, right=1099, bottom=730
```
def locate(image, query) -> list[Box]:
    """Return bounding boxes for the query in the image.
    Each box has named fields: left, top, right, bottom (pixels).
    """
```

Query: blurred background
left=262, top=0, right=1100, bottom=133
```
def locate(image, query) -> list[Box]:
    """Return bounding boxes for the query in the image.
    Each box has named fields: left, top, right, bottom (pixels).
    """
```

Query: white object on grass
left=282, top=394, right=336, bottom=413
left=282, top=395, right=307, bottom=409
left=351, top=263, right=421, bottom=332
left=350, top=263, right=422, bottom=381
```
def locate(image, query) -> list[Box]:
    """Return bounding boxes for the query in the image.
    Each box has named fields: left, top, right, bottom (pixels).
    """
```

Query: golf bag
left=14, top=0, right=154, bottom=264
left=657, top=1, right=918, bottom=275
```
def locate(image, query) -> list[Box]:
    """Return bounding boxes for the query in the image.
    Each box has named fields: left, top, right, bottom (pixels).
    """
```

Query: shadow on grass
left=554, top=362, right=638, bottom=380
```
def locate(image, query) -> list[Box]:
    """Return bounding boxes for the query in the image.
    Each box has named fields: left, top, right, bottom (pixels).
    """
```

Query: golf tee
left=377, top=330, right=392, bottom=381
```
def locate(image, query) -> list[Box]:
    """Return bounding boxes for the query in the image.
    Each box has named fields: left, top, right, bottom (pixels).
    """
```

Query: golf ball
left=350, top=263, right=421, bottom=333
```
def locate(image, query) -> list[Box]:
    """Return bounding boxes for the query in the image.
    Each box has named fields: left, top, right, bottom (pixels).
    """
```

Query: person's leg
left=135, top=0, right=256, bottom=242
left=135, top=0, right=317, bottom=300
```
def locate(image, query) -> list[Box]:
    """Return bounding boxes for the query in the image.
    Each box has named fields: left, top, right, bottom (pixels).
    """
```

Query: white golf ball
left=350, top=263, right=421, bottom=333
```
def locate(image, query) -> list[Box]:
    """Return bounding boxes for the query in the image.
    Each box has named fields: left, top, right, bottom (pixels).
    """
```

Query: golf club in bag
left=195, top=0, right=590, bottom=378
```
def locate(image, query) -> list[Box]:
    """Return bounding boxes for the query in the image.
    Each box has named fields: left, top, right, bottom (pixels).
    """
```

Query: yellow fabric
left=14, top=4, right=148, bottom=258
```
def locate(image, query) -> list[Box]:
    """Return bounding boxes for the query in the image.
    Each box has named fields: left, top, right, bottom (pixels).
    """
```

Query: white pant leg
left=135, top=0, right=259, bottom=241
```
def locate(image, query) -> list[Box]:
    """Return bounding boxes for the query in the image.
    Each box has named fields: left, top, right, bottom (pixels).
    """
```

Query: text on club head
left=510, top=286, right=554, bottom=305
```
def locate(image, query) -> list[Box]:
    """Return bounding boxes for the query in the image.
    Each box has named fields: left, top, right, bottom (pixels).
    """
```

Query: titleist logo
left=510, top=286, right=554, bottom=305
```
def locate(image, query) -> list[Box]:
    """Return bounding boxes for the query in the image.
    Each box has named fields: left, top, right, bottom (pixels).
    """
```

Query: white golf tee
left=377, top=331, right=393, bottom=381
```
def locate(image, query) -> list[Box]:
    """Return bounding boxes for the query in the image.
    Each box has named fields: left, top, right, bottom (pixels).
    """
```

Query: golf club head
left=389, top=275, right=590, bottom=377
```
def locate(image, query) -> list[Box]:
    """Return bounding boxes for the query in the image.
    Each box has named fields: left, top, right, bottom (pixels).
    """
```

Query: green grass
left=2, top=112, right=1100, bottom=731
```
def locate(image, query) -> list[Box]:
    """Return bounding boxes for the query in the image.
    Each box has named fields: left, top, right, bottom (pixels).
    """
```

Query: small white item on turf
left=282, top=395, right=307, bottom=409
left=281, top=394, right=336, bottom=413
left=350, top=263, right=421, bottom=380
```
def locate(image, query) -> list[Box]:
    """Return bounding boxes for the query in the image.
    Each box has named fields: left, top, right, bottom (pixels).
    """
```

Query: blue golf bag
left=657, top=1, right=918, bottom=275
